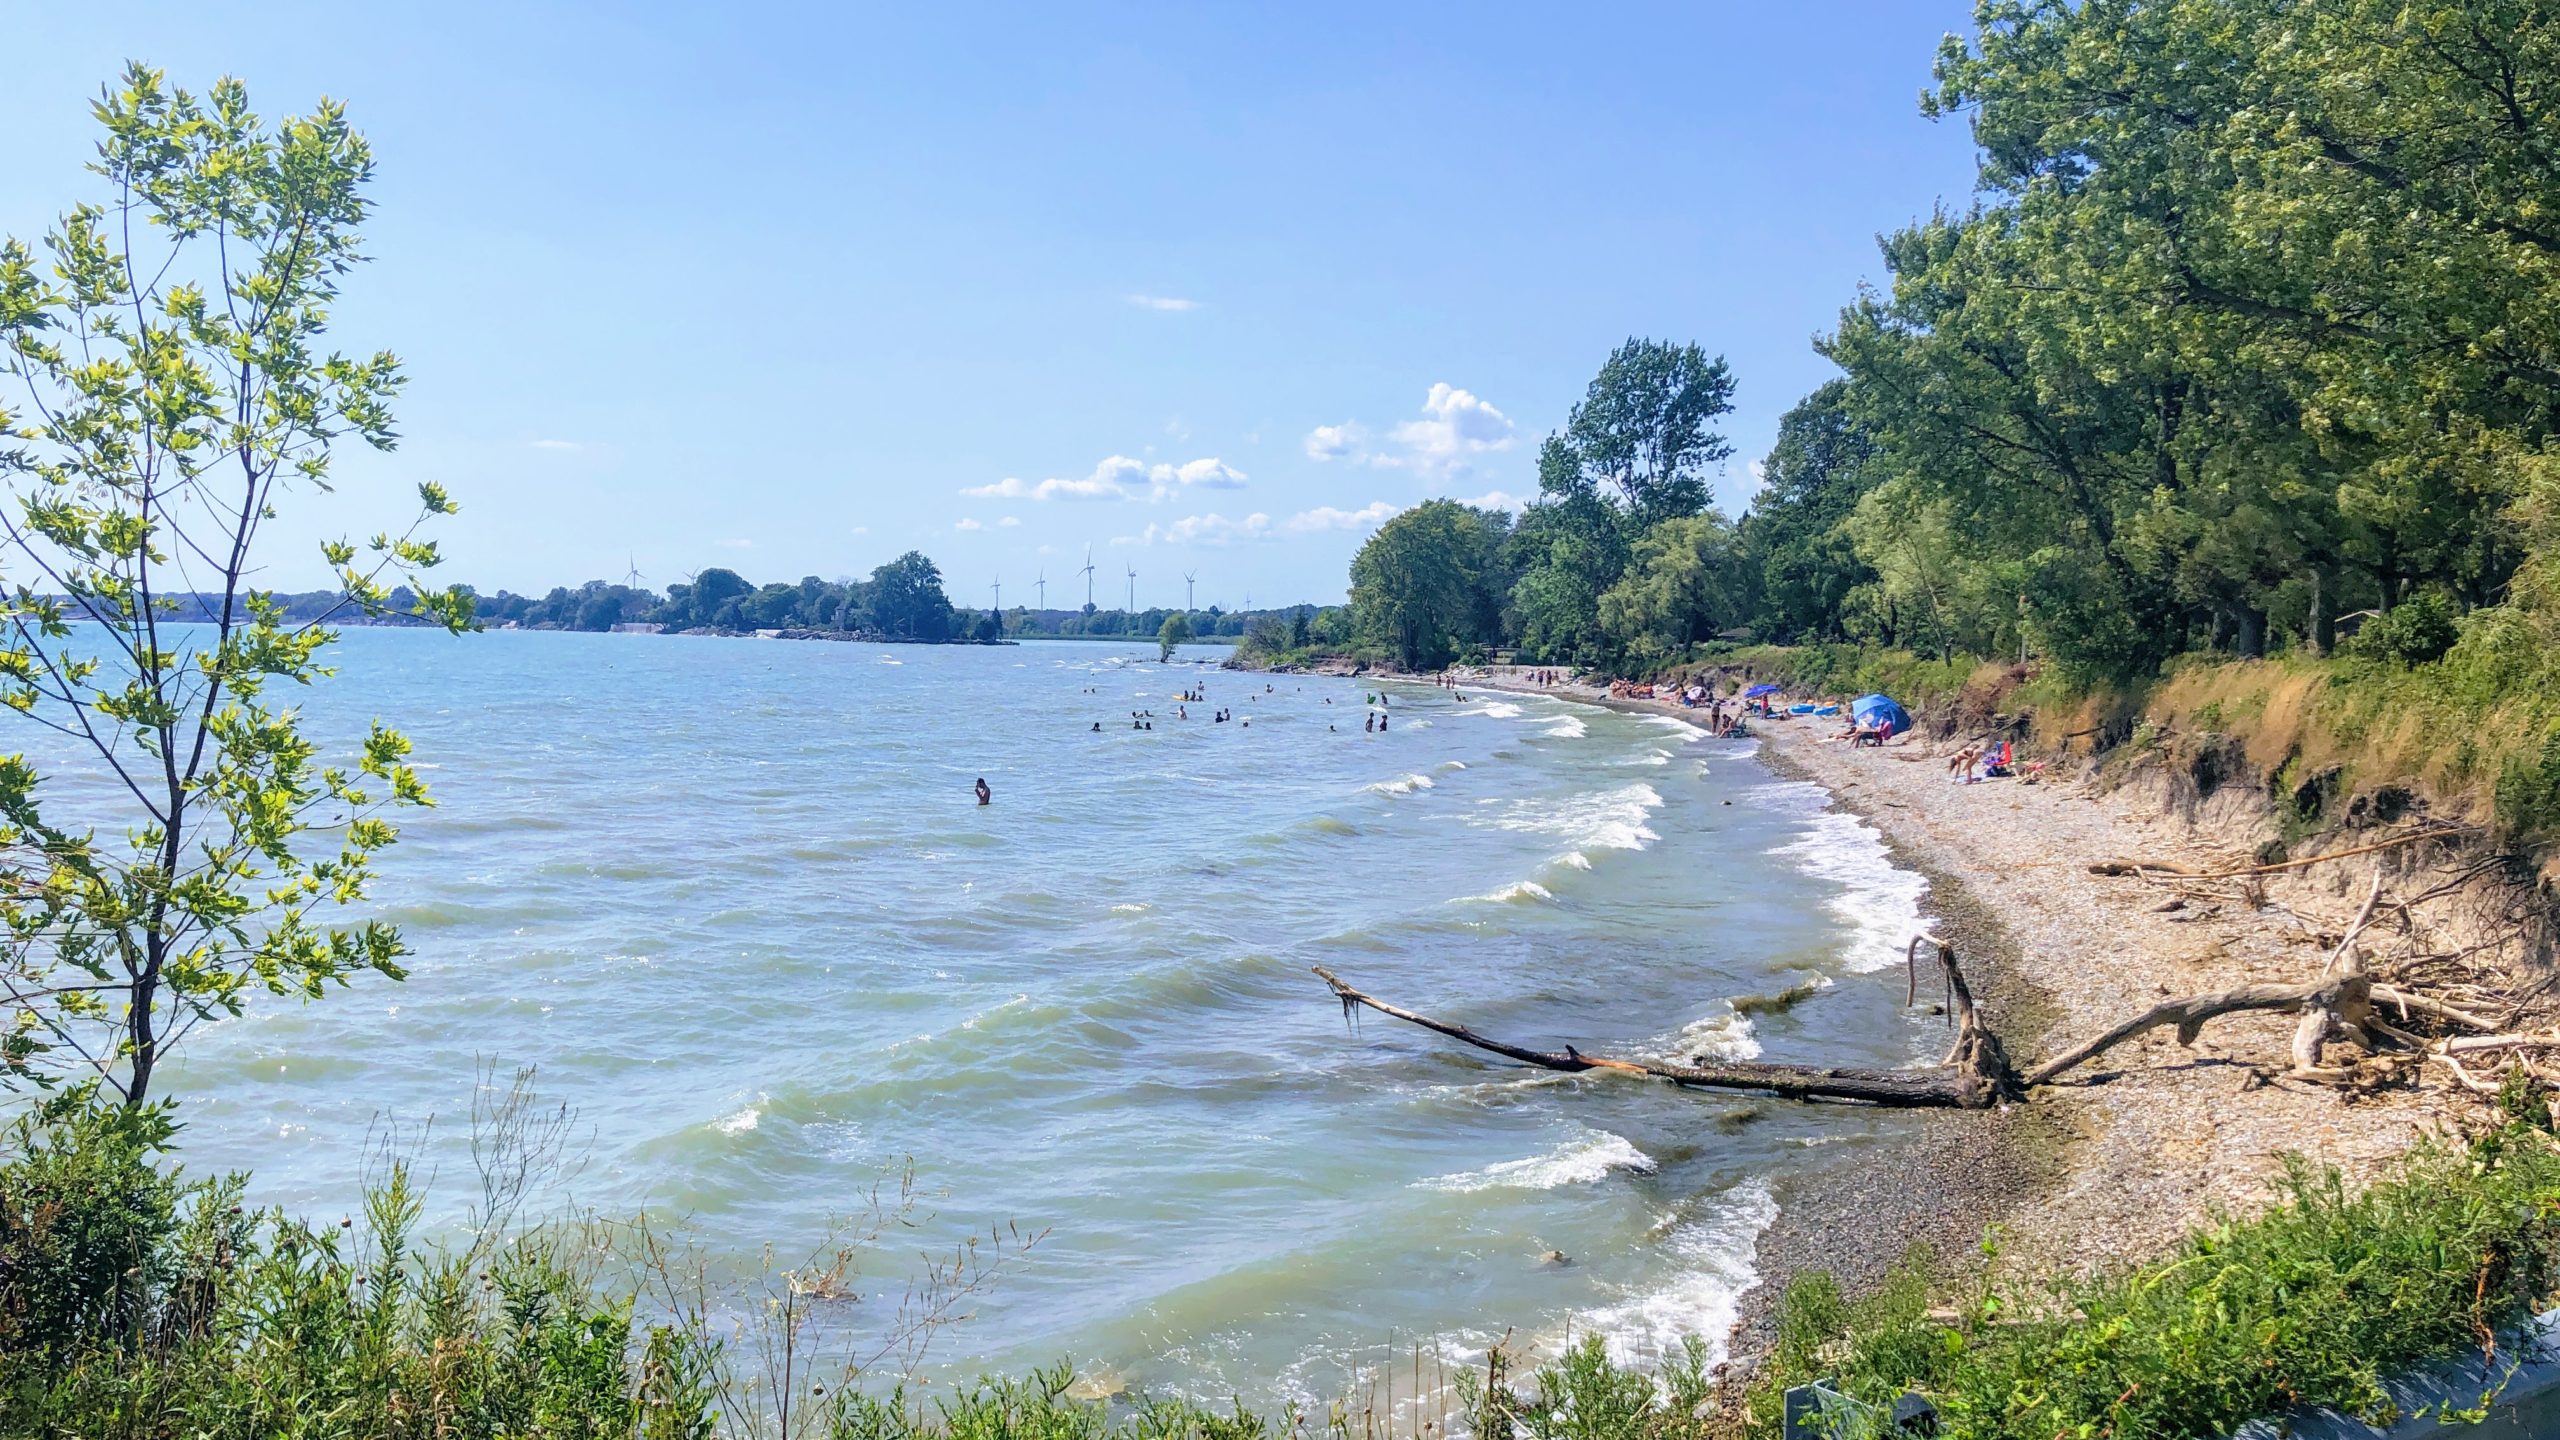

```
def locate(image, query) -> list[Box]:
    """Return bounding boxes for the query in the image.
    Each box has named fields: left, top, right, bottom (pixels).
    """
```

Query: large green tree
left=1350, top=501, right=1510, bottom=670
left=864, top=552, right=954, bottom=640
left=0, top=67, right=467, bottom=1105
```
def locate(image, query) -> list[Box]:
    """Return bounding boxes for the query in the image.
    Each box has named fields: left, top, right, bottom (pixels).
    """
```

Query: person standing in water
left=974, top=777, right=992, bottom=806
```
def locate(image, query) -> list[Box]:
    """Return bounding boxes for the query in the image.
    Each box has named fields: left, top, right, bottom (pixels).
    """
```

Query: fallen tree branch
left=1312, top=942, right=2018, bottom=1109
left=2024, top=975, right=2373, bottom=1088
left=2088, top=825, right=2481, bottom=882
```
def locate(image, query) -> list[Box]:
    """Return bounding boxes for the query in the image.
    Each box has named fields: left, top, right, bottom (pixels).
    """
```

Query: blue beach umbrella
left=1743, top=683, right=1781, bottom=698
left=1849, top=693, right=1912, bottom=736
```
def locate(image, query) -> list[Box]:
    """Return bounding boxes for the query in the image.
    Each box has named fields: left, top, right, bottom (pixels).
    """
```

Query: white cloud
left=964, top=454, right=1247, bottom=503
left=716, top=538, right=753, bottom=549
left=962, top=474, right=1123, bottom=502
left=1304, top=423, right=1361, bottom=462
left=1457, top=489, right=1531, bottom=512
left=529, top=438, right=582, bottom=452
left=1286, top=500, right=1403, bottom=533
left=997, top=515, right=1021, bottom=527
left=849, top=525, right=869, bottom=536
left=1164, top=457, right=1247, bottom=491
left=1381, top=383, right=1515, bottom=478
left=955, top=518, right=983, bottom=532
left=1125, top=294, right=1199, bottom=312
left=1304, top=384, right=1516, bottom=480
left=1112, top=512, right=1273, bottom=547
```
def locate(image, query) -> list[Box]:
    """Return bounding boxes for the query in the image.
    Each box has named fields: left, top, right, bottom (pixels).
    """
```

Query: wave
left=1109, top=902, right=1150, bottom=915
left=1479, top=782, right=1662, bottom=854
left=1673, top=1009, right=1762, bottom=1062
left=1416, top=1129, right=1655, bottom=1192
left=1769, top=806, right=1929, bottom=973
left=1363, top=773, right=1436, bottom=796
left=1540, top=716, right=1588, bottom=740
left=1578, top=1181, right=1778, bottom=1366
left=1437, top=759, right=1469, bottom=772
left=1642, top=715, right=1710, bottom=743
left=1454, top=879, right=1556, bottom=906
left=711, top=1104, right=761, bottom=1136
left=1297, top=815, right=1360, bottom=837
left=1550, top=850, right=1594, bottom=871
left=1615, top=749, right=1675, bottom=767
left=1463, top=700, right=1524, bottom=719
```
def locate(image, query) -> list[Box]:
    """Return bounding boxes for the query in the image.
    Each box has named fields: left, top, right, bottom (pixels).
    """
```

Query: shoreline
left=1377, top=665, right=2458, bottom=1370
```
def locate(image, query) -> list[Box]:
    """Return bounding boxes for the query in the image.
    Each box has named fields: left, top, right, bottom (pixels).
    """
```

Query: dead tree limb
left=2087, top=825, right=2480, bottom=882
left=2023, top=975, right=2374, bottom=1087
left=1312, top=938, right=2018, bottom=1109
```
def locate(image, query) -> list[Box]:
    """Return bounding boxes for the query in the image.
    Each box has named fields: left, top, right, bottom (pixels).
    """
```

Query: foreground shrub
left=8, top=1102, right=2560, bottom=1440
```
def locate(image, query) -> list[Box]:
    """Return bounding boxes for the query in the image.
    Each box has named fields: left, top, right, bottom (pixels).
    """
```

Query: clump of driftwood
left=1316, top=824, right=2551, bottom=1112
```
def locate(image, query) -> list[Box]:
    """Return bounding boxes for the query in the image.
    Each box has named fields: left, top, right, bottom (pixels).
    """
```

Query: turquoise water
left=49, top=630, right=1939, bottom=1400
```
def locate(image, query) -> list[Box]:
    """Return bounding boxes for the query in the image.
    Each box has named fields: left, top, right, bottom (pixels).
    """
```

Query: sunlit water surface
left=44, top=630, right=1941, bottom=1402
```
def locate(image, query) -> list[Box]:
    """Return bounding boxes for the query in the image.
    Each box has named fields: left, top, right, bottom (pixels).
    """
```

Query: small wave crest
left=1480, top=782, right=1662, bottom=854
left=1674, top=1010, right=1762, bottom=1062
left=1454, top=879, right=1556, bottom=906
left=1540, top=716, right=1588, bottom=740
left=1417, top=1129, right=1654, bottom=1192
left=1364, top=773, right=1436, bottom=797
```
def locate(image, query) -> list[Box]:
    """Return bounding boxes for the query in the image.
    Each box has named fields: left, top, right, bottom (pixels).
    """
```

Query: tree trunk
left=2306, top=568, right=2334, bottom=656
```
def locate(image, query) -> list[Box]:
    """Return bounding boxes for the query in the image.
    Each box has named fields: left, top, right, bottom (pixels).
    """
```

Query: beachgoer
left=1365, top=713, right=1374, bottom=733
left=974, top=777, right=992, bottom=806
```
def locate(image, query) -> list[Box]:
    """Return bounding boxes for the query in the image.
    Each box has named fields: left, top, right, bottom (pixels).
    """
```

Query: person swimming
left=974, top=777, right=992, bottom=806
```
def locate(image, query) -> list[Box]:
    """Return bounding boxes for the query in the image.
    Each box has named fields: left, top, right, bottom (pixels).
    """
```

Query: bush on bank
left=8, top=1092, right=2560, bottom=1440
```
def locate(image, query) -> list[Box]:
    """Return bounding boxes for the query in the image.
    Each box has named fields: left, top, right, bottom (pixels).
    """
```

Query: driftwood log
left=1313, top=862, right=2515, bottom=1110
left=1313, top=933, right=2018, bottom=1110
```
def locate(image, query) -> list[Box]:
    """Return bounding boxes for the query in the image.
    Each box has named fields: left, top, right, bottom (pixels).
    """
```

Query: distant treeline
left=217, top=549, right=1332, bottom=645
left=1307, top=0, right=2560, bottom=692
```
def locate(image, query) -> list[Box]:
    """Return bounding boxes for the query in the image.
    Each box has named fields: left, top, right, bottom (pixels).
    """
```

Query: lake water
left=50, top=630, right=1940, bottom=1402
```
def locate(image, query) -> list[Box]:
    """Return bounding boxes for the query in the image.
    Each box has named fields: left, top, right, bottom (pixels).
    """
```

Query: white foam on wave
left=1364, top=773, right=1436, bottom=797
left=1550, top=851, right=1595, bottom=871
left=1615, top=748, right=1675, bottom=767
left=1417, top=1128, right=1655, bottom=1192
left=1757, top=782, right=1930, bottom=973
left=1438, top=759, right=1469, bottom=772
left=1109, top=902, right=1151, bottom=915
left=1481, top=782, right=1662, bottom=854
left=712, top=1104, right=761, bottom=1136
left=1454, top=878, right=1556, bottom=906
left=1540, top=716, right=1588, bottom=740
left=875, top=656, right=902, bottom=665
left=1467, top=700, right=1525, bottom=719
left=1579, top=1181, right=1778, bottom=1366
left=1642, top=714, right=1710, bottom=744
left=1673, top=1009, right=1762, bottom=1061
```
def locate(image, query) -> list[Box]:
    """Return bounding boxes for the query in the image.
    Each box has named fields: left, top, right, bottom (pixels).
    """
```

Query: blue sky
left=6, top=2, right=1981, bottom=607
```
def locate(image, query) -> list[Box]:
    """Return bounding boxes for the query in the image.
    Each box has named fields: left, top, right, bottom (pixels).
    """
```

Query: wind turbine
left=990, top=574, right=1001, bottom=612
left=1183, top=570, right=1197, bottom=610
left=623, top=554, right=645, bottom=588
left=1035, top=568, right=1047, bottom=611
left=1079, top=545, right=1097, bottom=609
left=1125, top=563, right=1138, bottom=615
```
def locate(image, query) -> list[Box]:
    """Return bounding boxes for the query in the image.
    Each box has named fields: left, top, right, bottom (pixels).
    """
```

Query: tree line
left=217, top=551, right=1329, bottom=646
left=1332, top=0, right=2560, bottom=688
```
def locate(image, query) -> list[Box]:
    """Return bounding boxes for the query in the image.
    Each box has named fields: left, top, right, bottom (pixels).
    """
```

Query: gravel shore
left=1422, top=666, right=2462, bottom=1363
